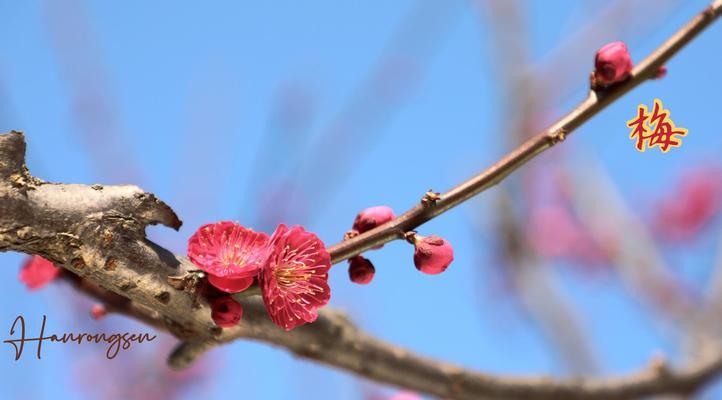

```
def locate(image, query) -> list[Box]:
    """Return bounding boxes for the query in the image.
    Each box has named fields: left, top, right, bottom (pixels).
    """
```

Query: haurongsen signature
left=3, top=315, right=156, bottom=360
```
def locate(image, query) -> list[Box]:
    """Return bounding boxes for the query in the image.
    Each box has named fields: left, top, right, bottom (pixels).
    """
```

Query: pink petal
left=187, top=221, right=270, bottom=278
left=207, top=274, right=254, bottom=294
left=261, top=224, right=331, bottom=331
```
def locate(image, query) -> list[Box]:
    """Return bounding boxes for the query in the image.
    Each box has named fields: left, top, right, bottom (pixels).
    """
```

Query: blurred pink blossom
left=19, top=256, right=61, bottom=290
left=654, top=167, right=722, bottom=241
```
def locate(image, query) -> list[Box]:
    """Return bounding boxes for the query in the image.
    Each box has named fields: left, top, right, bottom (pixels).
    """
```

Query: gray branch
left=3, top=130, right=722, bottom=399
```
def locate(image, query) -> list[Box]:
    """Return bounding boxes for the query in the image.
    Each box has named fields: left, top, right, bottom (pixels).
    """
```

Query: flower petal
left=187, top=221, right=270, bottom=278
left=260, top=224, right=331, bottom=331
left=207, top=274, right=254, bottom=293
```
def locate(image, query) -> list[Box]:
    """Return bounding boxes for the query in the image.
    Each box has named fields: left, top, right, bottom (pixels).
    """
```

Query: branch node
left=421, top=189, right=441, bottom=206
left=343, top=229, right=359, bottom=241
left=549, top=128, right=569, bottom=145
left=649, top=352, right=671, bottom=377
left=403, top=231, right=418, bottom=245
left=167, top=270, right=206, bottom=308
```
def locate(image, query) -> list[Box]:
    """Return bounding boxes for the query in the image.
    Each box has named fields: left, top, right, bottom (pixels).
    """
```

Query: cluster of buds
left=345, top=206, right=395, bottom=284
left=345, top=202, right=454, bottom=284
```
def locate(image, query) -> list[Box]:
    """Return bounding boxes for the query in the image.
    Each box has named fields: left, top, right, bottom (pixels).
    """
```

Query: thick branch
left=1, top=2, right=721, bottom=399
left=0, top=130, right=714, bottom=400
left=326, top=0, right=722, bottom=264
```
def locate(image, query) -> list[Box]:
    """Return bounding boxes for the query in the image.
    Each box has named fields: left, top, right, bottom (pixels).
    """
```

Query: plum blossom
left=187, top=221, right=270, bottom=293
left=260, top=224, right=331, bottom=330
left=19, top=255, right=61, bottom=290
left=655, top=167, right=722, bottom=241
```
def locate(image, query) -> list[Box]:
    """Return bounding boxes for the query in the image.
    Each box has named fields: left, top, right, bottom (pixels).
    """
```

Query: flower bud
left=90, top=304, right=108, bottom=320
left=594, top=41, right=633, bottom=86
left=353, top=206, right=395, bottom=233
left=210, top=296, right=243, bottom=328
left=348, top=256, right=375, bottom=284
left=655, top=65, right=667, bottom=79
left=353, top=206, right=395, bottom=249
left=413, top=235, right=454, bottom=275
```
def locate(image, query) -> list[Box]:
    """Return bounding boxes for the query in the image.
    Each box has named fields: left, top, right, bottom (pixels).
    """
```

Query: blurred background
left=1, top=0, right=722, bottom=399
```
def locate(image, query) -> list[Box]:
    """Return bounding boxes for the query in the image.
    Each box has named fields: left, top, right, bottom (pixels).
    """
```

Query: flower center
left=220, top=250, right=247, bottom=269
left=275, top=263, right=311, bottom=288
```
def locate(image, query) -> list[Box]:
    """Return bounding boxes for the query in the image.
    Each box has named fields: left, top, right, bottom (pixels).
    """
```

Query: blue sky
left=1, top=1, right=721, bottom=399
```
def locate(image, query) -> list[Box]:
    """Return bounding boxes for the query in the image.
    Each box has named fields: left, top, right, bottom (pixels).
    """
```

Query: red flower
left=348, top=256, right=375, bottom=284
left=594, top=41, right=633, bottom=86
left=19, top=256, right=61, bottom=290
left=210, top=296, right=243, bottom=328
left=412, top=235, right=454, bottom=275
left=353, top=205, right=395, bottom=233
left=260, top=224, right=331, bottom=330
left=187, top=221, right=270, bottom=293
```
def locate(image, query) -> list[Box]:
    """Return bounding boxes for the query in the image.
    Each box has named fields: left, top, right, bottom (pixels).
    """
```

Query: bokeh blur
left=1, top=1, right=722, bottom=399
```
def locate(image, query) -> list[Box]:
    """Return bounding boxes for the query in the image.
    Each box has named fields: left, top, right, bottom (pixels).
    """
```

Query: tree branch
left=1, top=1, right=721, bottom=399
left=326, top=0, right=722, bottom=264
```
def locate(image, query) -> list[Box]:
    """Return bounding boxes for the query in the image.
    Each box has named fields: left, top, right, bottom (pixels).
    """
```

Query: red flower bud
left=353, top=206, right=395, bottom=233
left=413, top=235, right=453, bottom=275
left=655, top=65, right=668, bottom=79
left=594, top=41, right=633, bottom=86
left=90, top=304, right=108, bottom=320
left=353, top=206, right=395, bottom=249
left=348, top=256, right=375, bottom=284
left=210, top=296, right=243, bottom=328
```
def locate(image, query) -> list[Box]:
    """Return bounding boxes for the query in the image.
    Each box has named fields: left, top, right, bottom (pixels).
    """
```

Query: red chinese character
left=627, top=99, right=687, bottom=153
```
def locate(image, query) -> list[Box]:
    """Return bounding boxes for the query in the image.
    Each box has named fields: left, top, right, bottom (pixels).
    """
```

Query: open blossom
left=187, top=221, right=270, bottom=293
left=19, top=256, right=61, bottom=290
left=594, top=41, right=633, bottom=86
left=412, top=235, right=454, bottom=275
left=210, top=296, right=243, bottom=328
left=260, top=224, right=331, bottom=331
left=348, top=256, right=375, bottom=284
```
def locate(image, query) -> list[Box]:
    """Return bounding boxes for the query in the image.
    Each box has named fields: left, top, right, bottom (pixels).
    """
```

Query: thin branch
left=326, top=0, right=722, bottom=264
left=0, top=2, right=720, bottom=399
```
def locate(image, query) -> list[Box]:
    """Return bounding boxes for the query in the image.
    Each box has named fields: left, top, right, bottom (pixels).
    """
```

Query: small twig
left=326, top=0, right=722, bottom=264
